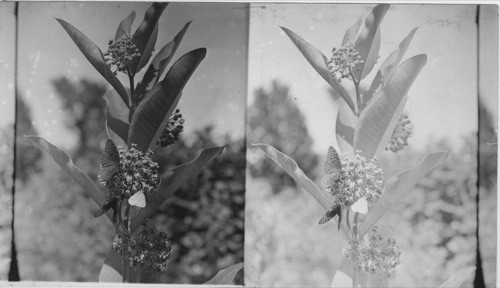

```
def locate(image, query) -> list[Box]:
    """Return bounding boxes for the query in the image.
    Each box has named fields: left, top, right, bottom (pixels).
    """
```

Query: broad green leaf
left=362, top=70, right=383, bottom=108
left=353, top=4, right=390, bottom=80
left=130, top=146, right=225, bottom=231
left=114, top=11, right=136, bottom=41
left=204, top=262, right=243, bottom=285
left=281, top=26, right=356, bottom=114
left=130, top=2, right=168, bottom=74
left=358, top=150, right=450, bottom=237
left=103, top=89, right=130, bottom=145
left=26, top=136, right=114, bottom=224
left=438, top=267, right=475, bottom=288
left=128, top=48, right=206, bottom=152
left=353, top=54, right=427, bottom=158
left=136, top=22, right=192, bottom=100
left=380, top=28, right=418, bottom=86
left=56, top=18, right=130, bottom=108
left=342, top=17, right=363, bottom=46
left=253, top=144, right=350, bottom=235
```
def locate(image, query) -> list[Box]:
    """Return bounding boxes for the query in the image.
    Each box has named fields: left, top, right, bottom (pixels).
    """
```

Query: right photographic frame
left=245, top=3, right=497, bottom=288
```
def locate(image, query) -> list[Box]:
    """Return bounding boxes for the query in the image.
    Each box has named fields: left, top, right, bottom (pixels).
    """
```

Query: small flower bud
left=386, top=113, right=413, bottom=153
left=104, top=34, right=142, bottom=75
left=157, top=109, right=185, bottom=147
left=327, top=42, right=364, bottom=82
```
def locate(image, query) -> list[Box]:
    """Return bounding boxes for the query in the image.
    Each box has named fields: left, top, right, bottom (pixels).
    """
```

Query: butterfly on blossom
left=95, top=139, right=121, bottom=223
left=318, top=146, right=343, bottom=229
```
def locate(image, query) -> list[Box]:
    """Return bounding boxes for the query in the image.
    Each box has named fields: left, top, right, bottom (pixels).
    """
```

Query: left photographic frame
left=7, top=2, right=247, bottom=284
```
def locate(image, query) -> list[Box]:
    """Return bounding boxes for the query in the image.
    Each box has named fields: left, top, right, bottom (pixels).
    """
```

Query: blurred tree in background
left=248, top=80, right=318, bottom=192
left=15, top=79, right=244, bottom=283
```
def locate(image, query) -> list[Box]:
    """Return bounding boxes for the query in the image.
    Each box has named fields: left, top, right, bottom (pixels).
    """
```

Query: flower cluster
left=329, top=151, right=383, bottom=207
left=103, top=144, right=159, bottom=200
left=104, top=34, right=141, bottom=75
left=113, top=223, right=173, bottom=271
left=157, top=109, right=185, bottom=147
left=343, top=227, right=401, bottom=277
left=327, top=42, right=364, bottom=82
left=386, top=113, right=413, bottom=153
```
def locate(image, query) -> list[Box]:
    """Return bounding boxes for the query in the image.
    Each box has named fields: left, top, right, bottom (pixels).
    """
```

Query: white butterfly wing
left=351, top=197, right=368, bottom=214
left=129, top=191, right=146, bottom=208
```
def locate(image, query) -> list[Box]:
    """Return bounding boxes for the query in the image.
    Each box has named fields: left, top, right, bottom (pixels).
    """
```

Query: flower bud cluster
left=112, top=224, right=173, bottom=271
left=104, top=144, right=159, bottom=200
left=104, top=34, right=141, bottom=75
left=343, top=227, right=401, bottom=278
left=329, top=151, right=383, bottom=207
left=157, top=109, right=185, bottom=147
left=327, top=42, right=364, bottom=82
left=386, top=113, right=413, bottom=153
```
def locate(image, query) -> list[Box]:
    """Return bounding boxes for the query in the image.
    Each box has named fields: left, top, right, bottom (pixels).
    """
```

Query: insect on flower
left=95, top=139, right=121, bottom=222
left=319, top=146, right=343, bottom=229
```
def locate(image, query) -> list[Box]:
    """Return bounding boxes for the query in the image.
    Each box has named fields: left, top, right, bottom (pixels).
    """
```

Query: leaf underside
left=204, top=262, right=243, bottom=285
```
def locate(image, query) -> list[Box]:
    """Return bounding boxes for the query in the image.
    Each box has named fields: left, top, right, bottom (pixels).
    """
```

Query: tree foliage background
left=13, top=78, right=244, bottom=283
left=245, top=81, right=496, bottom=287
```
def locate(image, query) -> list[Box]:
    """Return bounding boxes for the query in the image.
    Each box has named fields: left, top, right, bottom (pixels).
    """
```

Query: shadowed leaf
left=103, top=89, right=130, bottom=145
left=136, top=23, right=158, bottom=74
left=205, top=262, right=243, bottom=285
left=380, top=28, right=418, bottom=86
left=281, top=26, right=356, bottom=114
left=130, top=2, right=168, bottom=73
left=335, top=98, right=357, bottom=154
left=353, top=54, right=427, bottom=158
left=353, top=4, right=390, bottom=80
left=130, top=146, right=226, bottom=231
left=128, top=48, right=206, bottom=152
left=136, top=21, right=192, bottom=100
left=253, top=144, right=350, bottom=235
left=56, top=18, right=130, bottom=107
left=358, top=150, right=450, bottom=237
left=26, top=136, right=115, bottom=224
left=342, top=17, right=363, bottom=46
left=115, top=11, right=136, bottom=41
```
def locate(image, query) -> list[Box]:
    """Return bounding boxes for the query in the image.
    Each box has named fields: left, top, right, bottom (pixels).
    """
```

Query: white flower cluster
left=327, top=42, right=364, bottom=82
left=329, top=151, right=384, bottom=208
left=104, top=144, right=159, bottom=200
left=343, top=226, right=401, bottom=278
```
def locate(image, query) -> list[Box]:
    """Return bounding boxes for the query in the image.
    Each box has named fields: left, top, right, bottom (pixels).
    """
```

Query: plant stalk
left=351, top=73, right=362, bottom=116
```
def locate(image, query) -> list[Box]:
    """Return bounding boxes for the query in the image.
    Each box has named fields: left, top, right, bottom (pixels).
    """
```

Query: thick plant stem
left=127, top=70, right=135, bottom=109
left=352, top=212, right=360, bottom=288
left=352, top=267, right=359, bottom=288
left=351, top=73, right=362, bottom=115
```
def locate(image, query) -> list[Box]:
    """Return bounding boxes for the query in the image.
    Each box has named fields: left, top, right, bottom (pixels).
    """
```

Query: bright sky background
left=248, top=4, right=488, bottom=154
left=4, top=2, right=248, bottom=150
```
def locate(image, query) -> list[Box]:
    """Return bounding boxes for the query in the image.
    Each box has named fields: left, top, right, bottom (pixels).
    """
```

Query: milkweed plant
left=254, top=4, right=474, bottom=287
left=26, top=3, right=242, bottom=284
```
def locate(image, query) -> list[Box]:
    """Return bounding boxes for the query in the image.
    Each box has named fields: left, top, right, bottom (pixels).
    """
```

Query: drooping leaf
left=204, top=262, right=243, bottom=285
left=26, top=136, right=114, bottom=224
left=253, top=144, right=349, bottom=235
left=281, top=26, right=356, bottom=114
left=56, top=18, right=130, bottom=107
left=103, top=89, right=130, bottom=145
left=136, top=21, right=192, bottom=100
left=438, top=267, right=475, bottom=288
left=380, top=28, right=418, bottom=86
left=342, top=17, right=363, bottom=46
left=128, top=48, right=206, bottom=152
left=114, top=11, right=136, bottom=41
left=130, top=146, right=225, bottom=231
left=353, top=54, right=427, bottom=158
left=358, top=150, right=450, bottom=237
left=130, top=2, right=168, bottom=74
left=353, top=4, right=390, bottom=80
